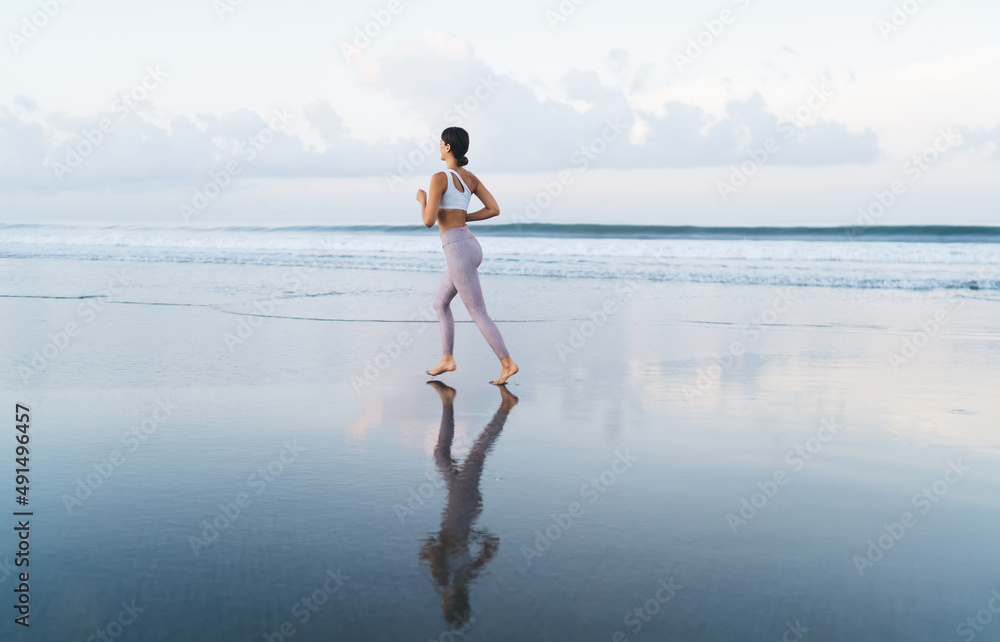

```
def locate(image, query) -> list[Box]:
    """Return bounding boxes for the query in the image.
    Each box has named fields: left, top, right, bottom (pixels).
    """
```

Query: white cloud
left=0, top=31, right=885, bottom=195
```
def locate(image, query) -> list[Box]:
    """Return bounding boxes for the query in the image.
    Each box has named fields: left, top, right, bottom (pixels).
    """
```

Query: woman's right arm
left=417, top=173, right=448, bottom=228
left=466, top=178, right=500, bottom=222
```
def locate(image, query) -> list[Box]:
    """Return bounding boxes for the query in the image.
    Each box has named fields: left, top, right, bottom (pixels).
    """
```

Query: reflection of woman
left=419, top=381, right=518, bottom=626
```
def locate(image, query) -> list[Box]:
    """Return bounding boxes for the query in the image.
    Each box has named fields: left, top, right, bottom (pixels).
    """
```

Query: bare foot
left=426, top=380, right=456, bottom=405
left=427, top=355, right=456, bottom=376
left=490, top=358, right=519, bottom=385
left=498, top=385, right=519, bottom=412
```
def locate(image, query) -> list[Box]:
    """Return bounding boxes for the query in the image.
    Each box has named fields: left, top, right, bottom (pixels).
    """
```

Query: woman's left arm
left=466, top=176, right=500, bottom=222
left=417, top=173, right=447, bottom=228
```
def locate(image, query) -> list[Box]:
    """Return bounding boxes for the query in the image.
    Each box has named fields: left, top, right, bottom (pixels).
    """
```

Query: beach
left=2, top=224, right=1000, bottom=641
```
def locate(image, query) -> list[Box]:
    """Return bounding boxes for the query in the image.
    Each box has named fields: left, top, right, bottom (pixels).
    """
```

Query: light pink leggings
left=434, top=226, right=509, bottom=359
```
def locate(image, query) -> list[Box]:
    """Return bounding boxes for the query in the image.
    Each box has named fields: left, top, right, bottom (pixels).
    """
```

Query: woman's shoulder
left=458, top=168, right=479, bottom=188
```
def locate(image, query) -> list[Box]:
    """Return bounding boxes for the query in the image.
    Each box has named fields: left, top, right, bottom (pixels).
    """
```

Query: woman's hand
left=416, top=189, right=427, bottom=205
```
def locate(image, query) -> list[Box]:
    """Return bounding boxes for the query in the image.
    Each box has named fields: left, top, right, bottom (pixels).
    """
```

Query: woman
left=416, top=127, right=519, bottom=386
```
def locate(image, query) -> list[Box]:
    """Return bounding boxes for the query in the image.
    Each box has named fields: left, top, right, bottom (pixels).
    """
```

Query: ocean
left=2, top=222, right=999, bottom=293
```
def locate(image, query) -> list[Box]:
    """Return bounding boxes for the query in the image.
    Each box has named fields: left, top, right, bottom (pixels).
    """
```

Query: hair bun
left=458, top=156, right=469, bottom=167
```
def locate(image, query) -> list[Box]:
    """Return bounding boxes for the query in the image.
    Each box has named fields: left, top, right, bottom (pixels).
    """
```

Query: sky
left=0, top=0, right=998, bottom=227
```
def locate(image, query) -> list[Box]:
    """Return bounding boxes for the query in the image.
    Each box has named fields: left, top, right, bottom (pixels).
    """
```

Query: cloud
left=607, top=48, right=630, bottom=75
left=0, top=31, right=884, bottom=194
left=366, top=32, right=882, bottom=172
left=960, top=125, right=1000, bottom=160
left=13, top=96, right=40, bottom=112
left=721, top=92, right=881, bottom=166
left=630, top=63, right=653, bottom=94
left=0, top=102, right=408, bottom=192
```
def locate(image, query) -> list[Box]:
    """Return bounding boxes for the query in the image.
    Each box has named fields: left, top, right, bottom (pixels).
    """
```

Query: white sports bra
left=439, top=168, right=472, bottom=211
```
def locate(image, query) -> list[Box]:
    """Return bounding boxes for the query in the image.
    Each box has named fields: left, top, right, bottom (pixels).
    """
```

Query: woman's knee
left=467, top=306, right=494, bottom=326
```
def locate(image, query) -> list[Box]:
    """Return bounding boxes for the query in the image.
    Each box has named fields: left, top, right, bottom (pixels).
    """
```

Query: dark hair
left=441, top=127, right=470, bottom=167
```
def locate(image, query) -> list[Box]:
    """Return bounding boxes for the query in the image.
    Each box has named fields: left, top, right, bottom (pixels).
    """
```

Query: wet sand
left=2, top=257, right=999, bottom=640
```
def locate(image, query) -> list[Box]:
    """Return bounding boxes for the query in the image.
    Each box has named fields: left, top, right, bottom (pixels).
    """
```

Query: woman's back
left=439, top=169, right=474, bottom=210
left=437, top=168, right=477, bottom=229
